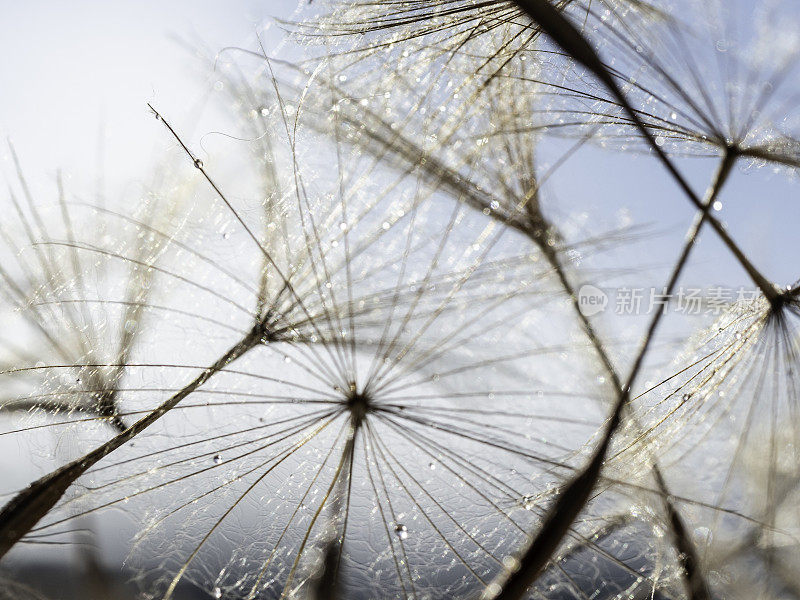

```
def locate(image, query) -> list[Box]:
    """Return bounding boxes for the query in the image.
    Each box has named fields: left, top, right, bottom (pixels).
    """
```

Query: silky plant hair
left=0, top=0, right=798, bottom=599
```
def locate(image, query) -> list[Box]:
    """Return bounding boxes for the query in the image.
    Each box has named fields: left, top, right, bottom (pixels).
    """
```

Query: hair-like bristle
left=0, top=2, right=798, bottom=599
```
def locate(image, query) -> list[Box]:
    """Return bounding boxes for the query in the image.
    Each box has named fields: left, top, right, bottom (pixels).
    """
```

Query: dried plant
left=0, top=1, right=798, bottom=599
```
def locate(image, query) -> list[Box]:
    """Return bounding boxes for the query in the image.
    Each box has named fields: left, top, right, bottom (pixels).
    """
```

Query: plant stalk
left=486, top=149, right=736, bottom=600
left=0, top=326, right=263, bottom=560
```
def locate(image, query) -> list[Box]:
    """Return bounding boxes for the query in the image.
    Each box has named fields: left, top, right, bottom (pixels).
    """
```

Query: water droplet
left=522, top=495, right=535, bottom=510
left=213, top=454, right=222, bottom=464
left=124, top=319, right=137, bottom=333
left=222, top=231, right=230, bottom=239
left=694, top=526, right=712, bottom=542
left=712, top=201, right=722, bottom=211
left=212, top=587, right=222, bottom=599
left=194, top=158, right=204, bottom=169
left=428, top=462, right=436, bottom=470
left=394, top=524, right=408, bottom=540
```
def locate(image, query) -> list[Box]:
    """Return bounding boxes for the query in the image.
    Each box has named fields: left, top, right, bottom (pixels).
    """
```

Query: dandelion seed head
left=8, top=2, right=796, bottom=598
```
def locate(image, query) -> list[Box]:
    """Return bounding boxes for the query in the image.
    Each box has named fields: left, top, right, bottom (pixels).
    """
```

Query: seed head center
left=346, top=390, right=371, bottom=427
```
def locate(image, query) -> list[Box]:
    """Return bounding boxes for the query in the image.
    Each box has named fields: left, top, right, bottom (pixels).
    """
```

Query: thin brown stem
left=0, top=325, right=263, bottom=560
left=513, top=0, right=780, bottom=304
left=486, top=148, right=736, bottom=600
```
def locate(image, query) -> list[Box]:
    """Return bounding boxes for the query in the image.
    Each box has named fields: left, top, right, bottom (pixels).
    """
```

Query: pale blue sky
left=0, top=0, right=285, bottom=189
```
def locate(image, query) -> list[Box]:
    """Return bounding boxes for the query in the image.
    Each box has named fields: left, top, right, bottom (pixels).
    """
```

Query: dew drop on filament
left=694, top=526, right=712, bottom=542
left=394, top=524, right=408, bottom=540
